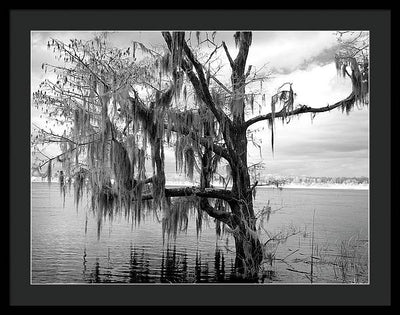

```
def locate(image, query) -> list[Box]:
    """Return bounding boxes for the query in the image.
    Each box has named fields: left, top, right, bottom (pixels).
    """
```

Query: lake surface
left=31, top=182, right=369, bottom=284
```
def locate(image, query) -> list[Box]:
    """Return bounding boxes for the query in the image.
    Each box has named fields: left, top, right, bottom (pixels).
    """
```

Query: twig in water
left=310, top=209, right=316, bottom=283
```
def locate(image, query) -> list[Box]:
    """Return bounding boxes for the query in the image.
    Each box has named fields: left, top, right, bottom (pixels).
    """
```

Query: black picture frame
left=10, top=9, right=391, bottom=306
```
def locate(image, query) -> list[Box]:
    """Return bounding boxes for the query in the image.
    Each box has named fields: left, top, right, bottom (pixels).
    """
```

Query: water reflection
left=128, top=245, right=150, bottom=283
left=90, top=259, right=100, bottom=283
left=82, top=246, right=87, bottom=277
left=83, top=245, right=249, bottom=283
left=160, top=245, right=188, bottom=283
left=214, top=247, right=225, bottom=282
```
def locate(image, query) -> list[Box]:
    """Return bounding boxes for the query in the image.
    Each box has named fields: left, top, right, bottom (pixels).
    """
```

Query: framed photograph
left=10, top=9, right=391, bottom=307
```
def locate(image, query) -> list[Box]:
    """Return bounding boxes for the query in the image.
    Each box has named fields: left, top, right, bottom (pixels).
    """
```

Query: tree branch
left=244, top=92, right=356, bottom=130
left=140, top=186, right=235, bottom=202
left=199, top=197, right=234, bottom=226
left=127, top=94, right=232, bottom=163
left=162, top=32, right=231, bottom=125
left=36, top=137, right=99, bottom=169
left=249, top=180, right=258, bottom=193
left=245, top=65, right=252, bottom=78
left=143, top=186, right=235, bottom=225
left=207, top=72, right=232, bottom=94
left=169, top=123, right=232, bottom=162
left=222, top=41, right=235, bottom=69
left=52, top=38, right=109, bottom=89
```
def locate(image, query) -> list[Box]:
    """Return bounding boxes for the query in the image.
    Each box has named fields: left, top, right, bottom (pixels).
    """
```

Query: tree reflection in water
left=84, top=244, right=253, bottom=283
left=128, top=244, right=150, bottom=283
left=161, top=245, right=188, bottom=283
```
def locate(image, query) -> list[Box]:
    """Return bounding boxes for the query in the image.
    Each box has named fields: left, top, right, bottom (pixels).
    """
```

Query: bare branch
left=207, top=72, right=232, bottom=94
left=204, top=43, right=222, bottom=65
left=36, top=137, right=100, bottom=169
left=51, top=38, right=109, bottom=89
left=245, top=65, right=252, bottom=78
left=222, top=41, right=235, bottom=69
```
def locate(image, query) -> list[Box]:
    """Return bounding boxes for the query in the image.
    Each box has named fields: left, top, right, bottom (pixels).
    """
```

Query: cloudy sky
left=31, top=31, right=369, bottom=178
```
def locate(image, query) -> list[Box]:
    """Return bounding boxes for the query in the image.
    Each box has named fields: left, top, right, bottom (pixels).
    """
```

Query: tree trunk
left=226, top=31, right=263, bottom=279
left=229, top=127, right=263, bottom=280
left=230, top=192, right=264, bottom=280
left=233, top=231, right=263, bottom=279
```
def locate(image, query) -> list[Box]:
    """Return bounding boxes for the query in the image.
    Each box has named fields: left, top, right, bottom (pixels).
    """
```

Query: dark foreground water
left=31, top=182, right=368, bottom=284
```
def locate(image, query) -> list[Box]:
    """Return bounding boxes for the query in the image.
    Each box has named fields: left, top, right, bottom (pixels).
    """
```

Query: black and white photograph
left=30, top=29, right=371, bottom=285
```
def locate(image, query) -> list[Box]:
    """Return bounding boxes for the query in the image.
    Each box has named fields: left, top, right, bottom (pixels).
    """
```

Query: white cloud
left=245, top=58, right=368, bottom=177
left=246, top=31, right=338, bottom=74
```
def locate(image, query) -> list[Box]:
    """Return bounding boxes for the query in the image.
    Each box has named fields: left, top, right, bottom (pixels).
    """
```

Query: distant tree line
left=257, top=175, right=369, bottom=186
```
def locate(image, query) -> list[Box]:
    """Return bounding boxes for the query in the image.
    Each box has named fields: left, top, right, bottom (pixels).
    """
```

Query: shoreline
left=278, top=184, right=368, bottom=190
left=31, top=178, right=369, bottom=190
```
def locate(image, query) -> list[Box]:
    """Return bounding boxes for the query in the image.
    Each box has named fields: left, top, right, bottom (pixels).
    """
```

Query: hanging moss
left=269, top=83, right=295, bottom=154
left=214, top=199, right=227, bottom=238
left=35, top=33, right=232, bottom=245
left=270, top=94, right=276, bottom=154
left=161, top=197, right=197, bottom=244
left=59, top=170, right=66, bottom=207
left=184, top=147, right=195, bottom=180
left=249, top=94, right=255, bottom=114
left=195, top=200, right=204, bottom=240
left=47, top=160, right=52, bottom=183
left=112, top=140, right=132, bottom=191
left=73, top=167, right=88, bottom=210
left=335, top=55, right=369, bottom=113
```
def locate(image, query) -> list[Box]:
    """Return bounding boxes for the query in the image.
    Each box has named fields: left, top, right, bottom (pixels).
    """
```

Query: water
left=31, top=182, right=369, bottom=284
